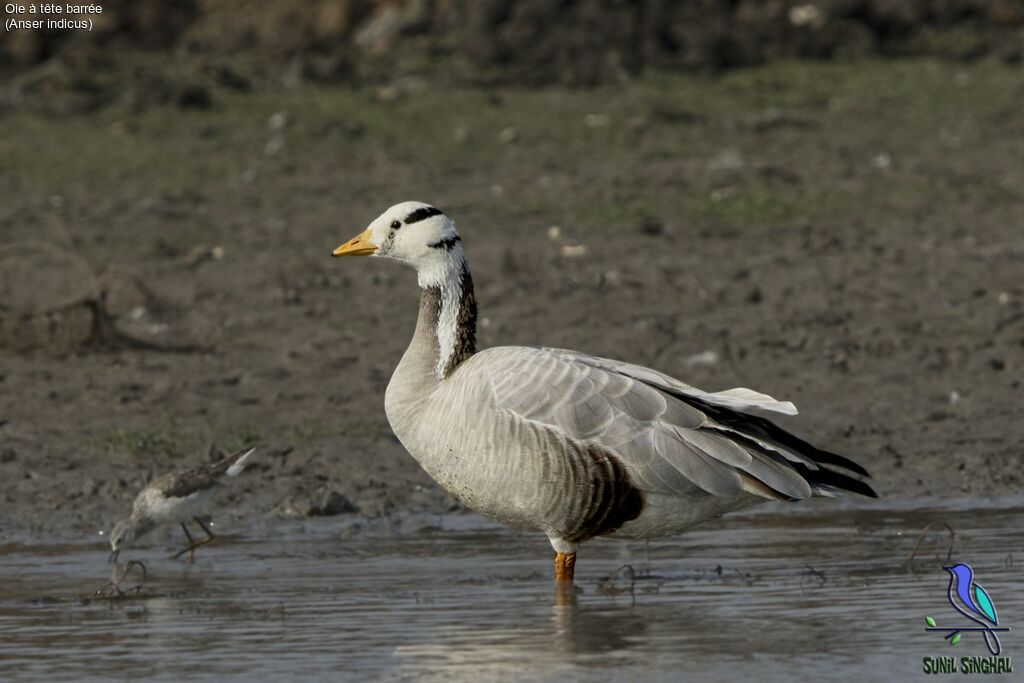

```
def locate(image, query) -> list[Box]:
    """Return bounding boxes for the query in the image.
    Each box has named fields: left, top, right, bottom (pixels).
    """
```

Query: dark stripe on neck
left=427, top=264, right=476, bottom=379
left=446, top=264, right=477, bottom=377
left=428, top=235, right=461, bottom=251
left=405, top=206, right=444, bottom=224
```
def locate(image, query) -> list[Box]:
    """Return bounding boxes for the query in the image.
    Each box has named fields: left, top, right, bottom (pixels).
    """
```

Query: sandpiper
left=107, top=447, right=256, bottom=563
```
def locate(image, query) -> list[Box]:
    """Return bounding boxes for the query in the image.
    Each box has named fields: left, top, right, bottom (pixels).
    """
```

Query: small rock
left=177, top=85, right=211, bottom=110
left=685, top=350, right=719, bottom=367
left=267, top=112, right=289, bottom=131
left=600, top=270, right=622, bottom=287
left=312, top=490, right=359, bottom=516
left=276, top=488, right=359, bottom=518
left=0, top=447, right=16, bottom=463
left=788, top=4, right=824, bottom=28
left=498, top=127, right=517, bottom=144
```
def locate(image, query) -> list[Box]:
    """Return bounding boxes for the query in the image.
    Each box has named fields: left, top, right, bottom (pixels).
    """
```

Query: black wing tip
left=801, top=464, right=879, bottom=498
left=811, top=448, right=872, bottom=478
left=677, top=395, right=874, bottom=479
left=843, top=475, right=880, bottom=498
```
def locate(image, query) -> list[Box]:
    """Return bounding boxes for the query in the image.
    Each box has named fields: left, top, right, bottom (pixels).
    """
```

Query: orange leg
left=554, top=552, right=578, bottom=606
left=554, top=552, right=576, bottom=583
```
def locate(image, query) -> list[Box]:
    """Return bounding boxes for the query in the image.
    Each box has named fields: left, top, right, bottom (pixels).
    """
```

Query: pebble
left=685, top=350, right=719, bottom=367
left=268, top=112, right=289, bottom=131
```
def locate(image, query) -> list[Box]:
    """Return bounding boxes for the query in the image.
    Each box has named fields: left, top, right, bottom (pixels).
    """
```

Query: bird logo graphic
left=925, top=563, right=1010, bottom=655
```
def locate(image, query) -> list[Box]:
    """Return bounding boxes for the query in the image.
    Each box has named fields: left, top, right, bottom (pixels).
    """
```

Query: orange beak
left=332, top=228, right=377, bottom=257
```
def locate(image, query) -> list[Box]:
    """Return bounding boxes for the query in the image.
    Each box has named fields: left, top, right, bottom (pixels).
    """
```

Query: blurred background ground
left=0, top=1, right=1022, bottom=536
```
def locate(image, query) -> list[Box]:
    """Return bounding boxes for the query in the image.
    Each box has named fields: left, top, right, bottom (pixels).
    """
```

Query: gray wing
left=552, top=349, right=799, bottom=419
left=472, top=346, right=844, bottom=501
left=154, top=470, right=221, bottom=499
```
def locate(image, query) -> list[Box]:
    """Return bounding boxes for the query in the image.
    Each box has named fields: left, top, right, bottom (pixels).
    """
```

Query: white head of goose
left=334, top=202, right=877, bottom=588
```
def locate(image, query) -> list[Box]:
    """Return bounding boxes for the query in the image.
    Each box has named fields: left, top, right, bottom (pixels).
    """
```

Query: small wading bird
left=107, top=447, right=256, bottom=563
left=333, top=203, right=877, bottom=589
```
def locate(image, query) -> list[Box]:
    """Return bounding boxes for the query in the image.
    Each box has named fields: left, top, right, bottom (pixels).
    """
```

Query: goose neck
left=394, top=260, right=477, bottom=402
left=423, top=262, right=477, bottom=380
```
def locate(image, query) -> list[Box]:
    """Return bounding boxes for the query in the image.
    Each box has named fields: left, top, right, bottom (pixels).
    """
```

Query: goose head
left=333, top=202, right=464, bottom=287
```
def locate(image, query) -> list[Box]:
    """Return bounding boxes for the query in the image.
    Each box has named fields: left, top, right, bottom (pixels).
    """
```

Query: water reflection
left=391, top=591, right=656, bottom=681
left=0, top=498, right=1021, bottom=682
left=553, top=599, right=651, bottom=653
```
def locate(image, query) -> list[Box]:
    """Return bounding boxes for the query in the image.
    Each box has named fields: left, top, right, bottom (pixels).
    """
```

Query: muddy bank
left=4, top=1, right=1024, bottom=77
left=0, top=60, right=1022, bottom=537
left=2, top=0, right=1022, bottom=116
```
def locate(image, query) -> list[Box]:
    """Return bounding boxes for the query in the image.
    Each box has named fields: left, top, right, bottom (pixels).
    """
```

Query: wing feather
left=471, top=346, right=871, bottom=502
left=546, top=349, right=798, bottom=417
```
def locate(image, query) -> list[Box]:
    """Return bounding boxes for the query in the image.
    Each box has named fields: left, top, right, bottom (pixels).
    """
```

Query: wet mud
left=2, top=60, right=1023, bottom=538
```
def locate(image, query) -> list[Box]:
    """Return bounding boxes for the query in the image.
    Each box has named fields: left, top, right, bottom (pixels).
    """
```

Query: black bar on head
left=428, top=235, right=461, bottom=251
left=404, top=206, right=444, bottom=224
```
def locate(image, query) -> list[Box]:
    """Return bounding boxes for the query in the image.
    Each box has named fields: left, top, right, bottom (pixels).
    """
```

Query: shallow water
left=1, top=497, right=1021, bottom=682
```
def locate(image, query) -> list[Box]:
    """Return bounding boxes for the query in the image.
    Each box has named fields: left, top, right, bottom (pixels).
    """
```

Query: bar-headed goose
left=333, top=202, right=876, bottom=585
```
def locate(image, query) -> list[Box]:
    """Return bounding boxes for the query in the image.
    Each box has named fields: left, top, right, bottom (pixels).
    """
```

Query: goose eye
left=390, top=220, right=401, bottom=229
